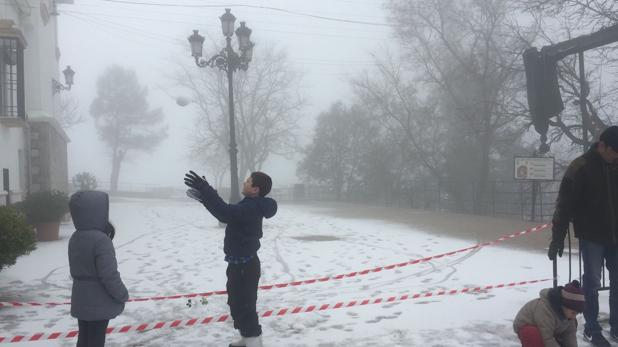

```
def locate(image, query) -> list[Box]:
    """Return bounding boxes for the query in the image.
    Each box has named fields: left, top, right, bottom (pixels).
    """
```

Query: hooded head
left=69, top=191, right=109, bottom=232
left=257, top=197, right=277, bottom=219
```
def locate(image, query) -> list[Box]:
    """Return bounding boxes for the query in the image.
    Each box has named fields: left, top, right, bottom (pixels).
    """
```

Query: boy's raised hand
left=184, top=170, right=209, bottom=191
left=186, top=188, right=204, bottom=203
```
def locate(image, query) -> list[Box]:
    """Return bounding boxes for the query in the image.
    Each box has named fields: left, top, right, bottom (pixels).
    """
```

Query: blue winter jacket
left=198, top=184, right=277, bottom=257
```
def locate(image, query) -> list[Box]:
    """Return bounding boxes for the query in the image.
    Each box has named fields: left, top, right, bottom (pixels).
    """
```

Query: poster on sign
left=514, top=157, right=554, bottom=180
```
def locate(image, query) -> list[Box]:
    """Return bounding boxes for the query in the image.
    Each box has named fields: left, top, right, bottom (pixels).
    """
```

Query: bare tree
left=298, top=102, right=384, bottom=201
left=517, top=0, right=617, bottom=28
left=352, top=55, right=442, bottom=180
left=513, top=1, right=618, bottom=153
left=373, top=0, right=531, bottom=213
left=547, top=52, right=618, bottom=152
left=57, top=95, right=84, bottom=130
left=90, top=65, right=168, bottom=193
left=173, top=43, right=304, bottom=187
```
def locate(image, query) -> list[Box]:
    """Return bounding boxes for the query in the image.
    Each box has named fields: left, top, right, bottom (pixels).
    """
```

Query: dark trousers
left=580, top=239, right=618, bottom=334
left=76, top=319, right=109, bottom=347
left=226, top=256, right=262, bottom=337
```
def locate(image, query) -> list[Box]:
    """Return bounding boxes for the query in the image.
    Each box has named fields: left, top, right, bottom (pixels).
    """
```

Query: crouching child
left=513, top=280, right=585, bottom=347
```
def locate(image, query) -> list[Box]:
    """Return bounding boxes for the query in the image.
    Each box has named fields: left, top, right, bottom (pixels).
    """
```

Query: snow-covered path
left=0, top=198, right=604, bottom=346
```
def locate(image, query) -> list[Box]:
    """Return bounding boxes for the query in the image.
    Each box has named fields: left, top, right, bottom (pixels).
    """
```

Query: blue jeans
left=580, top=239, right=618, bottom=334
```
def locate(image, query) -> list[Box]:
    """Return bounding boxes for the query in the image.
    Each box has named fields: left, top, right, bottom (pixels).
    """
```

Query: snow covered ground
left=0, top=197, right=609, bottom=346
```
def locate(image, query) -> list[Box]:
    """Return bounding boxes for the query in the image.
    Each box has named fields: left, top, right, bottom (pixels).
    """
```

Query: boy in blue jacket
left=185, top=171, right=277, bottom=347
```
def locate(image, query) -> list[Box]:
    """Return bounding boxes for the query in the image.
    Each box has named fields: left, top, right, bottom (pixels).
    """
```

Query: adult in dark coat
left=548, top=126, right=618, bottom=347
left=68, top=191, right=129, bottom=347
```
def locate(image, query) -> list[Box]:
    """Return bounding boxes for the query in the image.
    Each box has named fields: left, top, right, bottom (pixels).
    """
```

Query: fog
left=5, top=2, right=618, bottom=345
left=54, top=0, right=618, bottom=208
left=57, top=0, right=392, bottom=188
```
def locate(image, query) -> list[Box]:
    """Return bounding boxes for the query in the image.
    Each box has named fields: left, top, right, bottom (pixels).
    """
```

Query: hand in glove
left=184, top=171, right=209, bottom=191
left=548, top=238, right=564, bottom=261
left=104, top=221, right=116, bottom=240
left=186, top=188, right=204, bottom=203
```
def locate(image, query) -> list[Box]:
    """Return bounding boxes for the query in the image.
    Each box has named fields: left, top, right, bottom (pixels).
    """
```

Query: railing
left=553, top=227, right=610, bottom=291
left=281, top=180, right=561, bottom=222
left=80, top=179, right=562, bottom=222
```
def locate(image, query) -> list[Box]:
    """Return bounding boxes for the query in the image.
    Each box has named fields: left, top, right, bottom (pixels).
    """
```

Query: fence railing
left=78, top=179, right=561, bottom=222
left=282, top=180, right=560, bottom=222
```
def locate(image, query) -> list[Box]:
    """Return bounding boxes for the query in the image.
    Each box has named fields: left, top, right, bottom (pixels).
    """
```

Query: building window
left=0, top=37, right=24, bottom=120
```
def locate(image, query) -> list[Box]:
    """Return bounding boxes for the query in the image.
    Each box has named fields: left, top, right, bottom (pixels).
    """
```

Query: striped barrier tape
left=0, top=223, right=551, bottom=309
left=0, top=278, right=551, bottom=343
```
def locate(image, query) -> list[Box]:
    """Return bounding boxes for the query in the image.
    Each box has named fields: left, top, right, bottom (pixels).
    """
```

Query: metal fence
left=85, top=179, right=613, bottom=290
left=84, top=179, right=562, bottom=222
left=284, top=180, right=561, bottom=222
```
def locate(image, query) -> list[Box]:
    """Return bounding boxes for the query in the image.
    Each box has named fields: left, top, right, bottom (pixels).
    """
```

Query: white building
left=0, top=0, right=72, bottom=205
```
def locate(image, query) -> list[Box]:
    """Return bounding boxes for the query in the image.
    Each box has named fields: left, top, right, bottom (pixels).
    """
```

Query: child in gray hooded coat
left=68, top=191, right=128, bottom=347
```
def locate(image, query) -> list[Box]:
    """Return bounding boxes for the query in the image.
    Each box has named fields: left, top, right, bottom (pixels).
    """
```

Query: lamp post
left=52, top=65, right=75, bottom=94
left=188, top=8, right=254, bottom=203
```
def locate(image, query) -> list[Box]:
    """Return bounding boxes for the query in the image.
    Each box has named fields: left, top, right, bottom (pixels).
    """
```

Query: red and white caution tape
left=0, top=223, right=551, bottom=309
left=0, top=278, right=551, bottom=343
left=0, top=301, right=71, bottom=308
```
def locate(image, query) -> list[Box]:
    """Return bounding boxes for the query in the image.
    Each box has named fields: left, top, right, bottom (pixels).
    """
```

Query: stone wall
left=28, top=118, right=68, bottom=193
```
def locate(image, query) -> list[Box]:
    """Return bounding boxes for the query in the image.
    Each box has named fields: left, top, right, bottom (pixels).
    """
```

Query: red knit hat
left=562, top=280, right=585, bottom=312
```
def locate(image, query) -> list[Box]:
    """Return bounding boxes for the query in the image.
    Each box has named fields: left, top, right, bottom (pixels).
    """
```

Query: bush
left=0, top=206, right=36, bottom=271
left=72, top=172, right=98, bottom=191
left=22, top=190, right=69, bottom=223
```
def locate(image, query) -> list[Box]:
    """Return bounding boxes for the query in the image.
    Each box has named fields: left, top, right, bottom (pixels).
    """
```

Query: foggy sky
left=56, top=0, right=393, bottom=189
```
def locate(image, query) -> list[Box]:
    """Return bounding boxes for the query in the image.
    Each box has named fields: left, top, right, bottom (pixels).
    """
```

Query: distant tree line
left=298, top=0, right=618, bottom=214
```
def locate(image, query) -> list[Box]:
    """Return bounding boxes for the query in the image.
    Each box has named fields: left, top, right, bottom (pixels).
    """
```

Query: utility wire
left=63, top=0, right=393, bottom=35
left=98, top=0, right=391, bottom=27
left=62, top=12, right=179, bottom=51
left=63, top=12, right=380, bottom=67
left=68, top=12, right=180, bottom=44
left=59, top=9, right=387, bottom=41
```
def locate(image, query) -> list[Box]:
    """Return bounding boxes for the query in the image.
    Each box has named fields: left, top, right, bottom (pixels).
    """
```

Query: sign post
left=514, top=156, right=555, bottom=221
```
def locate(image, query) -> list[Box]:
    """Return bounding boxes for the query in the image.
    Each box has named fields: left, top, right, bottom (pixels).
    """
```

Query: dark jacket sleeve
left=199, top=184, right=255, bottom=223
left=552, top=162, right=584, bottom=241
left=95, top=237, right=129, bottom=303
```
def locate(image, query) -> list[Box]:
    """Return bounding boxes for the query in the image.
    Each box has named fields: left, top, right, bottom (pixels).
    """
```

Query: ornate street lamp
left=220, top=8, right=236, bottom=37
left=52, top=65, right=75, bottom=94
left=187, top=8, right=254, bottom=203
left=188, top=30, right=205, bottom=61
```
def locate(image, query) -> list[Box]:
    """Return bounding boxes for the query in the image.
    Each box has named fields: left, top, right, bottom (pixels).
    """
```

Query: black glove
left=548, top=227, right=567, bottom=261
left=184, top=171, right=208, bottom=191
left=104, top=221, right=115, bottom=240
left=186, top=188, right=204, bottom=203
left=548, top=238, right=564, bottom=261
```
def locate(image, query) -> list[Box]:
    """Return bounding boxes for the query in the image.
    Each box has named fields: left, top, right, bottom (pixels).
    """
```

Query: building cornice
left=28, top=114, right=71, bottom=143
left=13, top=0, right=32, bottom=17
left=0, top=19, right=28, bottom=48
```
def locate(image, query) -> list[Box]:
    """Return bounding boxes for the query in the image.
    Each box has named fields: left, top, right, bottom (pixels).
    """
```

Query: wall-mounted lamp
left=52, top=65, right=75, bottom=94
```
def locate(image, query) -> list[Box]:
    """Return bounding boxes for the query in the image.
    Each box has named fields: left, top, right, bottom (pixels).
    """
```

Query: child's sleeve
left=199, top=184, right=255, bottom=223
left=532, top=304, right=561, bottom=347
left=95, top=237, right=129, bottom=303
left=556, top=320, right=578, bottom=347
